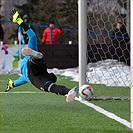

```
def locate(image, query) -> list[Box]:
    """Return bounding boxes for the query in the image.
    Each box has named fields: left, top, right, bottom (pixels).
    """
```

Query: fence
left=38, top=42, right=130, bottom=68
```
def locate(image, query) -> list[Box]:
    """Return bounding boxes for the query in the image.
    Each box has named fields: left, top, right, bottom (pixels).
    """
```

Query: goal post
left=78, top=0, right=87, bottom=87
left=130, top=0, right=133, bottom=130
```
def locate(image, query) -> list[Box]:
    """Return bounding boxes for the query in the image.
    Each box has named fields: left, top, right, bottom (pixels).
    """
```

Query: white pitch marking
left=75, top=97, right=130, bottom=129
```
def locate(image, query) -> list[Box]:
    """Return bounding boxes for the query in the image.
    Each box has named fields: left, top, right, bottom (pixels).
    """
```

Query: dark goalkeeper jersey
left=27, top=60, right=57, bottom=91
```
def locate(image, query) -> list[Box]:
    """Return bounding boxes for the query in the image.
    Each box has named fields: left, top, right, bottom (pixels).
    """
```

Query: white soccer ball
left=79, top=84, right=93, bottom=99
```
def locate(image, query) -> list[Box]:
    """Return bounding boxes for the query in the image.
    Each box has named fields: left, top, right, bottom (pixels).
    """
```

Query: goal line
left=75, top=97, right=130, bottom=129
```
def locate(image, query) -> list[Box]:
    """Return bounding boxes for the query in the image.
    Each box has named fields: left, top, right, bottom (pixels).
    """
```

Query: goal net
left=86, top=0, right=130, bottom=88
left=78, top=0, right=131, bottom=128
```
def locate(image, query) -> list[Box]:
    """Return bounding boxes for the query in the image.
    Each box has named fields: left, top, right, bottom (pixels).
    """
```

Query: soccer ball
left=79, top=84, right=93, bottom=99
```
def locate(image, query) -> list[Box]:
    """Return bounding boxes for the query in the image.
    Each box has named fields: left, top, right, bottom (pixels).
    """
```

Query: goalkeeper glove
left=10, top=9, right=23, bottom=25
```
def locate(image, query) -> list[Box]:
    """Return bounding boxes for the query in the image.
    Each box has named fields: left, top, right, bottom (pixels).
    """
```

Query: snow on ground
left=48, top=59, right=130, bottom=87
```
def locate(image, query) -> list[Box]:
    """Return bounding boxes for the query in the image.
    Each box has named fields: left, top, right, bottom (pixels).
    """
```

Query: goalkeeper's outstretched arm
left=10, top=9, right=30, bottom=32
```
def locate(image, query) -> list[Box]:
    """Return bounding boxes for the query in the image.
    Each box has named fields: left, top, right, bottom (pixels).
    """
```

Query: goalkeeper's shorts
left=27, top=58, right=57, bottom=91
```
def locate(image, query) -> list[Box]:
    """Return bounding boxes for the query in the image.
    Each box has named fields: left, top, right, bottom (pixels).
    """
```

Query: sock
left=44, top=82, right=69, bottom=96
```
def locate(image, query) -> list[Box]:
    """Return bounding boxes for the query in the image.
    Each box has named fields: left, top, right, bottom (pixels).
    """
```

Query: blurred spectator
left=1, top=44, right=8, bottom=54
left=41, top=21, right=64, bottom=45
left=0, top=24, right=4, bottom=41
left=111, top=22, right=129, bottom=44
left=19, top=14, right=34, bottom=44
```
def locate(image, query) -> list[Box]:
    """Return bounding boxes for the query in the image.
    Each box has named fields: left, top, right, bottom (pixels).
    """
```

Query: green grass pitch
left=0, top=74, right=132, bottom=133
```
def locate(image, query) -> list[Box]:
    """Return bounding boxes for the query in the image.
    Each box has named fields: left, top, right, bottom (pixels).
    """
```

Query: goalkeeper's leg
left=5, top=76, right=29, bottom=92
left=44, top=81, right=79, bottom=102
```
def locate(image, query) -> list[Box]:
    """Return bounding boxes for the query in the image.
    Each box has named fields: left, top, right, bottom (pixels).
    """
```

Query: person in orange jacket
left=41, top=21, right=64, bottom=44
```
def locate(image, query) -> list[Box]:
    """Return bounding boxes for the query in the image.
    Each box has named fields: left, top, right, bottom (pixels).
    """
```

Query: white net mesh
left=86, top=0, right=130, bottom=87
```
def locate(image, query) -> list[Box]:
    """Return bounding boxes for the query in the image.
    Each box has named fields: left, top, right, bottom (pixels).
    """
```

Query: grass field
left=0, top=74, right=132, bottom=133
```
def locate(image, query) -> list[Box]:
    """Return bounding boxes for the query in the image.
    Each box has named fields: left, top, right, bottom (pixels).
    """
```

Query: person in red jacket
left=41, top=21, right=64, bottom=44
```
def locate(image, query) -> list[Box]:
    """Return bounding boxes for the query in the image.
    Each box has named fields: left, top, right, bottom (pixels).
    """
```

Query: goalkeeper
left=5, top=9, right=78, bottom=102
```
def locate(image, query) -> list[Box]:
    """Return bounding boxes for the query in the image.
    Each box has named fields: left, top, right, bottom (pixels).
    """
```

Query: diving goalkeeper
left=5, top=9, right=78, bottom=102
